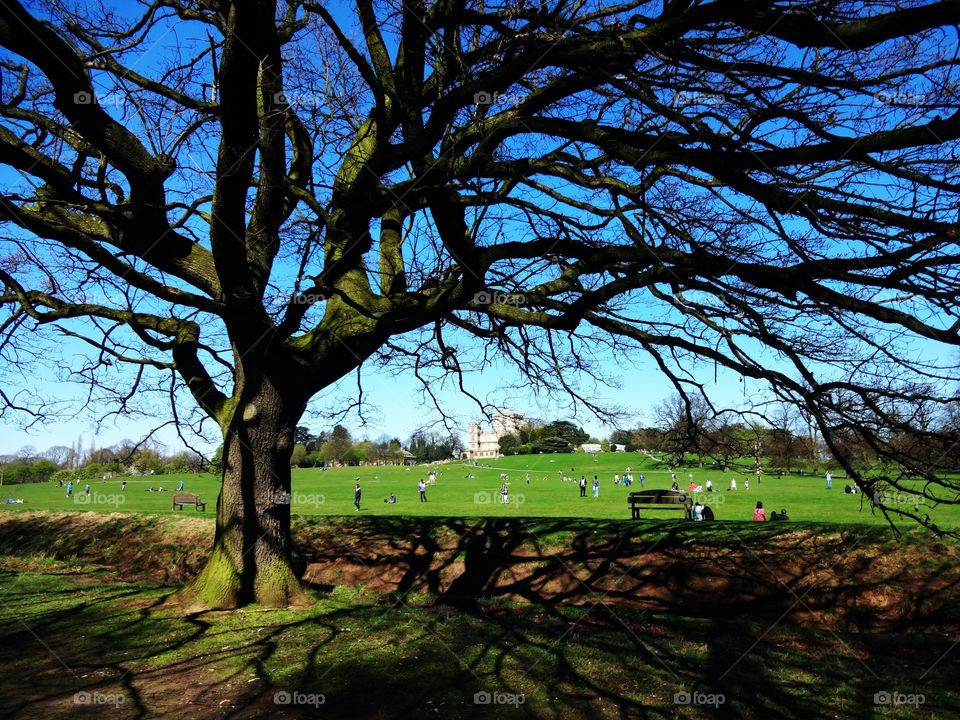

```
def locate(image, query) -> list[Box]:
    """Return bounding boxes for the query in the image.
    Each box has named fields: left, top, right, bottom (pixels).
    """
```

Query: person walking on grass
left=592, top=476, right=600, bottom=498
left=354, top=482, right=362, bottom=511
left=66, top=481, right=73, bottom=498
left=418, top=478, right=427, bottom=502
left=579, top=476, right=587, bottom=497
left=121, top=479, right=126, bottom=492
left=177, top=479, right=185, bottom=492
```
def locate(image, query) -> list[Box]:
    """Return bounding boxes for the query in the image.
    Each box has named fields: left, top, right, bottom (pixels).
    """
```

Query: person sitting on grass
left=384, top=493, right=397, bottom=504
left=692, top=501, right=704, bottom=521
left=753, top=501, right=766, bottom=522
left=702, top=505, right=715, bottom=521
left=771, top=508, right=789, bottom=521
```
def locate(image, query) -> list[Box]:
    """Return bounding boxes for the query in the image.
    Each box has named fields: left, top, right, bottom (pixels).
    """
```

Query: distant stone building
left=464, top=410, right=526, bottom=459
left=580, top=443, right=602, bottom=453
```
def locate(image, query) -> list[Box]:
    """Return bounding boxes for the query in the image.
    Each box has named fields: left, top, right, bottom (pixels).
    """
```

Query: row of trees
left=282, top=425, right=463, bottom=467
left=0, top=441, right=206, bottom=484
left=610, top=394, right=960, bottom=475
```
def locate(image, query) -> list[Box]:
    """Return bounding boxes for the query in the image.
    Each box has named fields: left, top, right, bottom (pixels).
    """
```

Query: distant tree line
left=610, top=394, right=960, bottom=475
left=0, top=440, right=206, bottom=484
left=279, top=425, right=463, bottom=468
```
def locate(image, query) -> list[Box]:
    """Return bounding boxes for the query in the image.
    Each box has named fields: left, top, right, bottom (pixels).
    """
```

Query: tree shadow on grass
left=299, top=517, right=960, bottom=632
left=1, top=516, right=959, bottom=718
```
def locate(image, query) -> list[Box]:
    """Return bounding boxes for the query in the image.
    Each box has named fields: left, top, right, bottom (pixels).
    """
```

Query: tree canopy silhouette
left=1, top=0, right=959, bottom=607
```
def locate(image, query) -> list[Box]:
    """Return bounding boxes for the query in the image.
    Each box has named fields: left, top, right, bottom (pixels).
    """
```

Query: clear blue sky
left=0, top=341, right=761, bottom=456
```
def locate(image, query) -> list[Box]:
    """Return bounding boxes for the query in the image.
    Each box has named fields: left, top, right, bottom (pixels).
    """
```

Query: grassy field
left=3, top=452, right=959, bottom=528
left=3, top=453, right=958, bottom=718
left=1, top=512, right=958, bottom=719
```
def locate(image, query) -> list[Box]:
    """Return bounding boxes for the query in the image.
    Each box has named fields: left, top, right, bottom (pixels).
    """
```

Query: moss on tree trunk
left=177, top=377, right=309, bottom=609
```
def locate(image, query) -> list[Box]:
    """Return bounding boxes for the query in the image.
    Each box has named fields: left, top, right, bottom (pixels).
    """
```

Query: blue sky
left=0, top=336, right=763, bottom=455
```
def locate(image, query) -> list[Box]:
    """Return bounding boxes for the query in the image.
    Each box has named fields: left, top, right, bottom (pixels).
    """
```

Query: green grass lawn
left=0, top=513, right=958, bottom=719
left=4, top=452, right=958, bottom=528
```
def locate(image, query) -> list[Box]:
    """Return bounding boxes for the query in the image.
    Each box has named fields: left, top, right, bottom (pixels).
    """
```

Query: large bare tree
left=2, top=0, right=959, bottom=607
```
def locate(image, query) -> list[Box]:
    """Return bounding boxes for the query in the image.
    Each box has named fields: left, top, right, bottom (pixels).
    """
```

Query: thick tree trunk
left=177, top=377, right=308, bottom=609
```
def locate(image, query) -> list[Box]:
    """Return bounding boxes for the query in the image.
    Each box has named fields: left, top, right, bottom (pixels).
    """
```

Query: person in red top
left=753, top=501, right=766, bottom=522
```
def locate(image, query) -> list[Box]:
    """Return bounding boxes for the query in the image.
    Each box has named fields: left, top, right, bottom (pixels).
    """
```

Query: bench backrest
left=628, top=490, right=690, bottom=505
left=172, top=493, right=199, bottom=504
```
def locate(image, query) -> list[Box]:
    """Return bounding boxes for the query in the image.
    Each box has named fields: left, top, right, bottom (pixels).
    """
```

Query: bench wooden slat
left=172, top=492, right=206, bottom=512
left=627, top=490, right=691, bottom=520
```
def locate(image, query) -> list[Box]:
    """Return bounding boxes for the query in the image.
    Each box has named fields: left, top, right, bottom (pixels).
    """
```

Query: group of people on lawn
left=351, top=468, right=793, bottom=522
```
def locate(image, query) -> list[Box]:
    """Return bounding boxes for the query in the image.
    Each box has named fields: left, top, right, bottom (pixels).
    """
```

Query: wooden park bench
left=628, top=489, right=691, bottom=520
left=172, top=492, right=206, bottom=512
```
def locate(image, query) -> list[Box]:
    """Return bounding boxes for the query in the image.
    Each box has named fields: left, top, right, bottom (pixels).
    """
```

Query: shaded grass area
left=0, top=513, right=959, bottom=718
